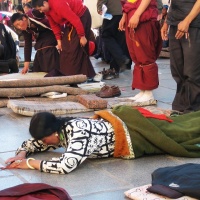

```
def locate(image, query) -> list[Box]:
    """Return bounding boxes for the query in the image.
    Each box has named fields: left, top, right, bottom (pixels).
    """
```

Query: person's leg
left=169, top=26, right=185, bottom=111
left=102, top=42, right=111, bottom=63
left=0, top=60, right=9, bottom=73
left=93, top=27, right=102, bottom=59
left=34, top=48, right=60, bottom=73
left=102, top=16, right=130, bottom=70
left=169, top=26, right=200, bottom=113
left=184, top=27, right=200, bottom=112
left=32, top=51, right=40, bottom=72
left=8, top=59, right=19, bottom=73
left=116, top=23, right=132, bottom=70
left=60, top=9, right=95, bottom=78
left=0, top=44, right=4, bottom=59
left=126, top=21, right=162, bottom=102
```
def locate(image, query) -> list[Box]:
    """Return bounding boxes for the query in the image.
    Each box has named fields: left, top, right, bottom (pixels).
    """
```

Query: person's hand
left=56, top=40, right=62, bottom=52
left=3, top=159, right=29, bottom=170
left=5, top=151, right=26, bottom=165
left=80, top=36, right=87, bottom=47
left=161, top=22, right=169, bottom=41
left=97, top=10, right=102, bottom=15
left=128, top=14, right=140, bottom=29
left=21, top=62, right=29, bottom=74
left=5, top=156, right=25, bottom=166
left=175, top=19, right=190, bottom=39
left=118, top=15, right=126, bottom=31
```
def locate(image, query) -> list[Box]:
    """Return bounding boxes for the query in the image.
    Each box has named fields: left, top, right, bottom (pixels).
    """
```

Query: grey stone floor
left=1, top=53, right=199, bottom=200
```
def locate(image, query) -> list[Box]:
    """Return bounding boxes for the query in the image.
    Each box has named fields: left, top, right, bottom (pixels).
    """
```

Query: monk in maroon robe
left=119, top=0, right=162, bottom=102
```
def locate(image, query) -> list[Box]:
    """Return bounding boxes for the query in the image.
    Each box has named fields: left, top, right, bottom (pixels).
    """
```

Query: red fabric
left=89, top=41, right=95, bottom=56
left=59, top=10, right=96, bottom=77
left=125, top=21, right=162, bottom=66
left=132, top=63, right=159, bottom=90
left=0, top=183, right=72, bottom=200
left=135, top=107, right=173, bottom=123
left=124, top=17, right=162, bottom=90
left=46, top=0, right=86, bottom=40
left=0, top=13, right=10, bottom=22
left=122, top=0, right=158, bottom=22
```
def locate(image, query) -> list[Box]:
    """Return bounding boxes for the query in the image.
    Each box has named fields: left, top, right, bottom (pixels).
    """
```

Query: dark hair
left=10, top=13, right=27, bottom=24
left=23, top=2, right=32, bottom=9
left=15, top=4, right=25, bottom=13
left=32, top=0, right=48, bottom=8
left=29, top=112, right=65, bottom=140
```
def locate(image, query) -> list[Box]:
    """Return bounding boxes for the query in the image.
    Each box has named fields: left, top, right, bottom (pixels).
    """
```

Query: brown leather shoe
left=96, top=85, right=121, bottom=98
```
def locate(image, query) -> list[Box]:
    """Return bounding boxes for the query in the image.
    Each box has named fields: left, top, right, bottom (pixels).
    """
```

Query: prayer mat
left=6, top=98, right=172, bottom=116
left=0, top=72, right=47, bottom=80
left=106, top=98, right=157, bottom=109
left=7, top=100, right=93, bottom=116
left=0, top=74, right=87, bottom=88
left=124, top=184, right=197, bottom=200
left=78, top=94, right=107, bottom=109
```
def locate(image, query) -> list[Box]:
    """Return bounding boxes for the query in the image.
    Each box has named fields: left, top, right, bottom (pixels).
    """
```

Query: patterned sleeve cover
left=16, top=139, right=62, bottom=157
left=41, top=118, right=115, bottom=174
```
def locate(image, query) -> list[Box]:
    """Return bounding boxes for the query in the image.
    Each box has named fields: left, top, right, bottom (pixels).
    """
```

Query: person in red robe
left=119, top=0, right=162, bottom=102
left=31, top=0, right=96, bottom=79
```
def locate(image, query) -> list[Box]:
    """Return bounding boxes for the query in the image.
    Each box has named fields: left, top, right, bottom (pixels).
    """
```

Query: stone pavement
left=0, top=53, right=200, bottom=200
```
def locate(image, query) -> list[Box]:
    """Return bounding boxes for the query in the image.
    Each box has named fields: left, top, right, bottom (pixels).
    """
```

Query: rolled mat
left=0, top=85, right=88, bottom=97
left=0, top=95, right=79, bottom=108
left=0, top=74, right=87, bottom=88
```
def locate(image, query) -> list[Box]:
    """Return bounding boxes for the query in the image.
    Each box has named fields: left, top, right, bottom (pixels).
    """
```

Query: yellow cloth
left=127, top=0, right=138, bottom=3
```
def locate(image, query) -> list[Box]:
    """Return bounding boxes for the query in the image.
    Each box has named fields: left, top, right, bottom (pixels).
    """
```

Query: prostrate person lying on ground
left=3, top=106, right=200, bottom=174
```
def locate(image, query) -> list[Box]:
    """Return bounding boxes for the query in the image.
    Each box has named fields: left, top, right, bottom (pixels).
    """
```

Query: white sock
left=129, top=90, right=145, bottom=100
left=135, top=90, right=154, bottom=102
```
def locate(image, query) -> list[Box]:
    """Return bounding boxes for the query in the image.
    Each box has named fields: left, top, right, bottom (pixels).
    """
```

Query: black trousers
left=170, top=26, right=200, bottom=112
left=0, top=44, right=4, bottom=59
left=102, top=15, right=131, bottom=72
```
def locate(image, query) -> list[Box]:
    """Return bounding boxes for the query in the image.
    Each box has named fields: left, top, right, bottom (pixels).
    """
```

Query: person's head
left=10, top=13, right=28, bottom=30
left=15, top=4, right=25, bottom=14
left=23, top=3, right=32, bottom=13
left=162, top=5, right=168, bottom=16
left=32, top=0, right=50, bottom=12
left=29, top=112, right=64, bottom=145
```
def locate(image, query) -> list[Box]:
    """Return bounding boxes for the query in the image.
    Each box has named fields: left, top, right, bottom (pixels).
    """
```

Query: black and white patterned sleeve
left=40, top=118, right=114, bottom=174
left=16, top=138, right=60, bottom=157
